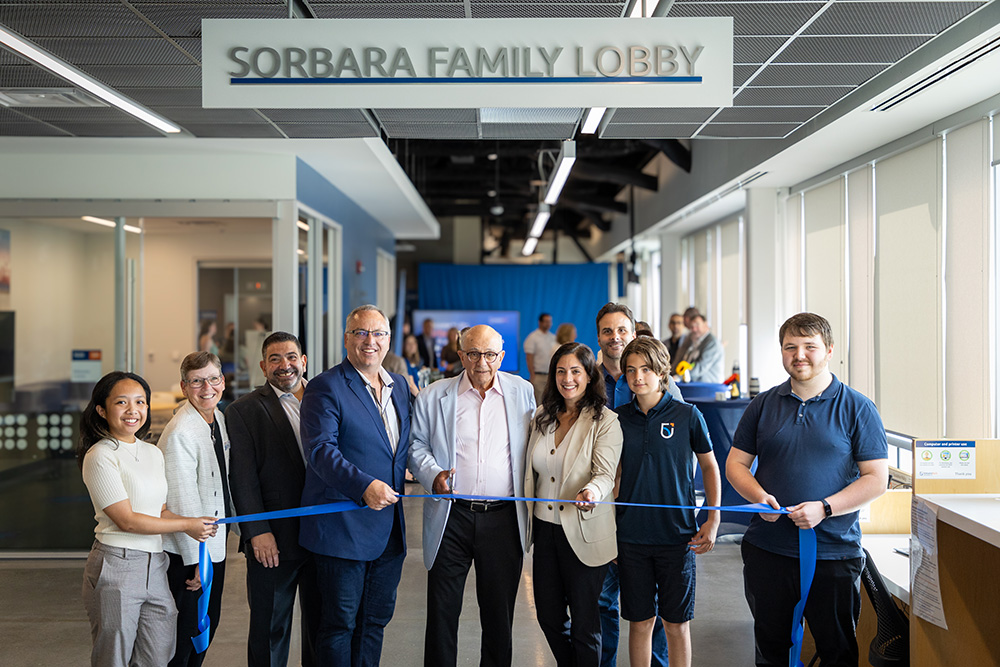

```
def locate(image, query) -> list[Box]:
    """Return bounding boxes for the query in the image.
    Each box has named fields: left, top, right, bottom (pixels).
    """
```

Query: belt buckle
left=470, top=499, right=489, bottom=512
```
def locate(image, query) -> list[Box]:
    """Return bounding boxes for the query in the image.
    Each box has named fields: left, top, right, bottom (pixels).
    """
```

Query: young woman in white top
left=79, top=371, right=217, bottom=667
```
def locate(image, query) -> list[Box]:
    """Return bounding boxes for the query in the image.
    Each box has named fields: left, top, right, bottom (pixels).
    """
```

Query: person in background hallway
left=671, top=308, right=700, bottom=372
left=615, top=337, right=720, bottom=667
left=673, top=314, right=725, bottom=383
left=593, top=302, right=673, bottom=667
left=664, top=314, right=685, bottom=364
left=79, top=371, right=217, bottom=667
left=299, top=305, right=412, bottom=667
left=441, top=327, right=462, bottom=377
left=525, top=312, right=557, bottom=404
left=727, top=312, right=888, bottom=667
left=160, top=352, right=233, bottom=667
left=398, top=333, right=425, bottom=395
left=382, top=330, right=418, bottom=397
left=635, top=321, right=654, bottom=338
left=226, top=332, right=321, bottom=667
left=408, top=325, right=536, bottom=667
left=198, top=320, right=219, bottom=356
left=553, top=322, right=577, bottom=350
left=524, top=342, right=623, bottom=666
left=416, top=318, right=438, bottom=370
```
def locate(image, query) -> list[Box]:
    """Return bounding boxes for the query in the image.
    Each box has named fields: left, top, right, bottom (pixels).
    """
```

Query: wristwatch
left=822, top=499, right=833, bottom=518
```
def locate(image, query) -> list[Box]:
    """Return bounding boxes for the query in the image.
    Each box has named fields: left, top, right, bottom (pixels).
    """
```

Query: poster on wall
left=0, top=229, right=10, bottom=294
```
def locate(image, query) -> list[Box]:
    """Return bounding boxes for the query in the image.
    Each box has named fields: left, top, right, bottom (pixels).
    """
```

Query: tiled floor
left=0, top=499, right=755, bottom=666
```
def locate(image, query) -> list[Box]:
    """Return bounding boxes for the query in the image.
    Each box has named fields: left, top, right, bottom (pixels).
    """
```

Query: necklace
left=117, top=438, right=139, bottom=462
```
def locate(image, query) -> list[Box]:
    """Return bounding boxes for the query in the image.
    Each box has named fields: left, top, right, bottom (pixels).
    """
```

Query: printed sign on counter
left=71, top=350, right=102, bottom=383
left=914, top=440, right=976, bottom=479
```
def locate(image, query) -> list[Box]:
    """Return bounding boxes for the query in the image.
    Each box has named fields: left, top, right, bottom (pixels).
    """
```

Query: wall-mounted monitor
left=411, top=309, right=520, bottom=373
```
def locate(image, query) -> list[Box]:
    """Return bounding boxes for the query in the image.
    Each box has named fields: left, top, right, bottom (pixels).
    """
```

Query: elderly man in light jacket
left=160, top=351, right=234, bottom=667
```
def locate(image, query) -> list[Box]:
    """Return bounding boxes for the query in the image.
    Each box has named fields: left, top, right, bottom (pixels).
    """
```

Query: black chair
left=860, top=547, right=910, bottom=667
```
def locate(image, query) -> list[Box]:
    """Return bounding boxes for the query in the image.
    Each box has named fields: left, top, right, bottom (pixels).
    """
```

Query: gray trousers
left=83, top=541, right=178, bottom=667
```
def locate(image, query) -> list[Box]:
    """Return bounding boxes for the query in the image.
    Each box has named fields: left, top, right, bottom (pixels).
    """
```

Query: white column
left=272, top=200, right=299, bottom=335
left=745, top=188, right=785, bottom=390
left=659, top=230, right=683, bottom=334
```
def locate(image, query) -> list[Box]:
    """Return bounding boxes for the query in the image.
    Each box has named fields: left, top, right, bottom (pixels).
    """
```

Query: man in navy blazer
left=408, top=324, right=536, bottom=667
left=299, top=305, right=412, bottom=667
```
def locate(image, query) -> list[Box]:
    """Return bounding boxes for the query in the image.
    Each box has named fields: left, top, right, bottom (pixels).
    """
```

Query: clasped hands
left=757, top=494, right=828, bottom=529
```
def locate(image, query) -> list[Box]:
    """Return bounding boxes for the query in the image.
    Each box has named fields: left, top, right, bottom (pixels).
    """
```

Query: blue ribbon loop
left=195, top=492, right=815, bottom=664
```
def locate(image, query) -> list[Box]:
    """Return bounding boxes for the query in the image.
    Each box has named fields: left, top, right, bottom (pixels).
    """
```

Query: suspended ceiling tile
left=471, top=2, right=625, bottom=19
left=380, top=122, right=480, bottom=139
left=374, top=109, right=478, bottom=123
left=599, top=122, right=700, bottom=139
left=749, top=63, right=890, bottom=87
left=0, top=4, right=160, bottom=37
left=479, top=108, right=582, bottom=124
left=46, top=121, right=164, bottom=137
left=33, top=37, right=197, bottom=66
left=774, top=35, right=933, bottom=64
left=733, top=36, right=788, bottom=64
left=733, top=64, right=759, bottom=86
left=0, top=121, right=72, bottom=137
left=122, top=87, right=203, bottom=107
left=803, top=1, right=986, bottom=37
left=183, top=122, right=284, bottom=138
left=480, top=122, right=576, bottom=139
left=131, top=4, right=289, bottom=39
left=151, top=106, right=267, bottom=123
left=713, top=106, right=822, bottom=123
left=16, top=106, right=135, bottom=122
left=667, top=1, right=824, bottom=36
left=0, top=64, right=74, bottom=88
left=699, top=123, right=799, bottom=138
left=311, top=3, right=466, bottom=18
left=80, top=64, right=203, bottom=88
left=277, top=122, right=379, bottom=138
left=608, top=107, right=716, bottom=123
left=261, top=108, right=371, bottom=123
left=734, top=85, right=853, bottom=106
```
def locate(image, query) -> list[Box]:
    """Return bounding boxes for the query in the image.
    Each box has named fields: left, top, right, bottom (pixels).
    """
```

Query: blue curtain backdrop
left=418, top=263, right=610, bottom=378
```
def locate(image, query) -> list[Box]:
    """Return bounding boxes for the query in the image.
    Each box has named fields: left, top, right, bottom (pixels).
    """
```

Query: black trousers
left=742, top=540, right=864, bottom=667
left=166, top=552, right=226, bottom=667
left=245, top=553, right=321, bottom=667
left=424, top=502, right=523, bottom=667
left=532, top=519, right=609, bottom=667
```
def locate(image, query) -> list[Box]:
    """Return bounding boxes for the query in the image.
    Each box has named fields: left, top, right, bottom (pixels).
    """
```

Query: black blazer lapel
left=257, top=385, right=306, bottom=471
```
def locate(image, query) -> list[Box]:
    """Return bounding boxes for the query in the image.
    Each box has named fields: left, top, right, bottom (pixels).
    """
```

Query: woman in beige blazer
left=524, top=342, right=623, bottom=667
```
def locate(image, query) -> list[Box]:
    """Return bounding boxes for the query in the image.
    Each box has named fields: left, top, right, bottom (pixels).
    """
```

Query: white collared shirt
left=270, top=377, right=307, bottom=463
left=353, top=363, right=400, bottom=454
left=454, top=372, right=513, bottom=497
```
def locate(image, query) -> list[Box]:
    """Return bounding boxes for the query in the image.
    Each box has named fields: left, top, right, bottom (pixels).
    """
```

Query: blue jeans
left=314, top=522, right=405, bottom=667
left=599, top=562, right=669, bottom=667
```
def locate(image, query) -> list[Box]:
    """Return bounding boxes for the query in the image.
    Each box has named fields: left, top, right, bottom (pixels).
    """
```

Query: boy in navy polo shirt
left=727, top=312, right=887, bottom=667
left=614, top=337, right=721, bottom=667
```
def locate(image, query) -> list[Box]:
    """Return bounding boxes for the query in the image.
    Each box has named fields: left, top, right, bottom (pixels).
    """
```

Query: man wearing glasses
left=160, top=351, right=233, bottom=666
left=408, top=324, right=536, bottom=667
left=299, top=305, right=412, bottom=667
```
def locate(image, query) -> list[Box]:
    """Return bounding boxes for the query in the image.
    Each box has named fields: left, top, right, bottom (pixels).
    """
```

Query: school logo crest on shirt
left=661, top=422, right=675, bottom=439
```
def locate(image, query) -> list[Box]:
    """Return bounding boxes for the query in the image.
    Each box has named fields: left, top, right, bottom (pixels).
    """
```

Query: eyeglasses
left=463, top=351, right=500, bottom=363
left=348, top=329, right=390, bottom=340
left=184, top=375, right=224, bottom=389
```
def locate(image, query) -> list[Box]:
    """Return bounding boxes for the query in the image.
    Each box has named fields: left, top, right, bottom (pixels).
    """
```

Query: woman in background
left=198, top=320, right=218, bottom=356
left=79, top=371, right=217, bottom=667
left=524, top=342, right=623, bottom=666
left=402, top=333, right=425, bottom=395
left=440, top=326, right=462, bottom=377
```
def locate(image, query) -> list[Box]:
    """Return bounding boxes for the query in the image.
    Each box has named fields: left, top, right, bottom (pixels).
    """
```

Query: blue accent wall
left=295, top=158, right=396, bottom=316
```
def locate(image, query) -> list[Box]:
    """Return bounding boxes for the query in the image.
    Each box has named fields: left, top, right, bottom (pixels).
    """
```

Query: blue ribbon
left=194, top=493, right=816, bottom=664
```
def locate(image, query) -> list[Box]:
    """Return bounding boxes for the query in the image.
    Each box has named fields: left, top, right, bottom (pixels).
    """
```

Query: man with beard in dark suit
left=227, top=331, right=320, bottom=666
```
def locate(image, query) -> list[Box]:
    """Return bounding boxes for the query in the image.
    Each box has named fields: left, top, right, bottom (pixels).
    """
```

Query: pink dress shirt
left=454, top=372, right=513, bottom=497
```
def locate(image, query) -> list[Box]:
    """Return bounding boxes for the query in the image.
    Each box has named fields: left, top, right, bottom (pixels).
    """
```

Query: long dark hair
left=77, top=371, right=152, bottom=469
left=534, top=342, right=607, bottom=433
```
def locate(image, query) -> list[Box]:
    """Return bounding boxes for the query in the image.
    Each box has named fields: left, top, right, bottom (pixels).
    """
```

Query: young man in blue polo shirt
left=615, top=336, right=721, bottom=667
left=727, top=312, right=888, bottom=667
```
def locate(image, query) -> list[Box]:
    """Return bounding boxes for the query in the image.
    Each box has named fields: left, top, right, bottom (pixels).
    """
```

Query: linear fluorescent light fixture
left=542, top=140, right=576, bottom=205
left=580, top=107, right=607, bottom=135
left=871, top=34, right=1000, bottom=112
left=0, top=24, right=182, bottom=134
left=528, top=204, right=551, bottom=238
left=82, top=216, right=142, bottom=234
left=521, top=236, right=539, bottom=256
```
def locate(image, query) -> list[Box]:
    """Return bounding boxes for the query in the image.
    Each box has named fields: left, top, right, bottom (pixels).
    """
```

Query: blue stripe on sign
left=231, top=76, right=702, bottom=85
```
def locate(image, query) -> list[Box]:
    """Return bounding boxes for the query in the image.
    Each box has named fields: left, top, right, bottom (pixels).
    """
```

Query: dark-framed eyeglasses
left=348, top=329, right=390, bottom=340
left=184, top=375, right=224, bottom=389
left=463, top=350, right=500, bottom=363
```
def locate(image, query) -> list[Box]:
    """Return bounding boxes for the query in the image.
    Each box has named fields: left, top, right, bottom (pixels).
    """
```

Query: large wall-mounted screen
left=411, top=309, right=520, bottom=373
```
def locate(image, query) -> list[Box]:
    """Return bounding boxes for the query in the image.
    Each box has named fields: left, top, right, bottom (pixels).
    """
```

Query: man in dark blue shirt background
left=727, top=312, right=888, bottom=667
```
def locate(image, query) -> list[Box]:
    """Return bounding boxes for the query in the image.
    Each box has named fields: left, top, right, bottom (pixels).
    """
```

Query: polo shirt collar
left=776, top=373, right=842, bottom=401
left=629, top=390, right=673, bottom=415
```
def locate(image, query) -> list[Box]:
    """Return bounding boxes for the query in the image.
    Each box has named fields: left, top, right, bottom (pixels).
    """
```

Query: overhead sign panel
left=202, top=18, right=733, bottom=109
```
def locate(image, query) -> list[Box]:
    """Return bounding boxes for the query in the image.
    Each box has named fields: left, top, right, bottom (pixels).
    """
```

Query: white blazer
left=159, top=400, right=232, bottom=565
left=407, top=370, right=536, bottom=570
left=523, top=405, right=623, bottom=567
